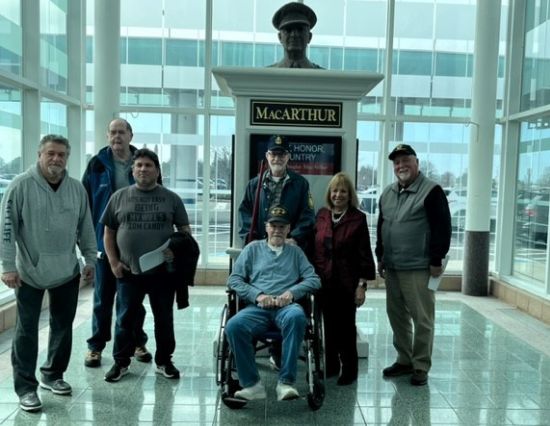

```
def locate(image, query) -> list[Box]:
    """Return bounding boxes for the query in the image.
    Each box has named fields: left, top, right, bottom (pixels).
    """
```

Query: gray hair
left=39, top=134, right=71, bottom=155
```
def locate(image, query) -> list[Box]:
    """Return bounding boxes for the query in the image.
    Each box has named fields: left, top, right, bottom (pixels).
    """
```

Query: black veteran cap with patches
left=272, top=2, right=317, bottom=30
left=388, top=144, right=417, bottom=160
left=267, top=135, right=289, bottom=153
left=267, top=205, right=291, bottom=224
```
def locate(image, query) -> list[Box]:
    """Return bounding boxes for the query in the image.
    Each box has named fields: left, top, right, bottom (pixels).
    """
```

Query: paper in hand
left=138, top=239, right=170, bottom=272
left=428, top=256, right=449, bottom=292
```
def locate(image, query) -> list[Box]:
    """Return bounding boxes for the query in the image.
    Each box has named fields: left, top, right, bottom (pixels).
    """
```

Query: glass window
left=0, top=0, right=22, bottom=75
left=40, top=98, right=67, bottom=136
left=0, top=85, right=22, bottom=300
left=521, top=0, right=550, bottom=110
left=127, top=38, right=162, bottom=65
left=357, top=121, right=382, bottom=250
left=166, top=39, right=199, bottom=67
left=392, top=0, right=477, bottom=118
left=120, top=1, right=206, bottom=109
left=393, top=122, right=478, bottom=273
left=208, top=115, right=235, bottom=267
left=254, top=43, right=278, bottom=67
left=40, top=0, right=68, bottom=93
left=435, top=52, right=472, bottom=77
left=396, top=51, right=433, bottom=76
left=220, top=42, right=254, bottom=67
left=513, top=120, right=550, bottom=285
left=344, top=48, right=383, bottom=73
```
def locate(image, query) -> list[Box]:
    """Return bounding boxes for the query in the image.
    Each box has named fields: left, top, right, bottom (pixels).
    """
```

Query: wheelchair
left=216, top=289, right=326, bottom=411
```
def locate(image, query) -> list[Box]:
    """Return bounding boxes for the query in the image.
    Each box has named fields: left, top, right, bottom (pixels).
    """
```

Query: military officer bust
left=269, top=2, right=323, bottom=69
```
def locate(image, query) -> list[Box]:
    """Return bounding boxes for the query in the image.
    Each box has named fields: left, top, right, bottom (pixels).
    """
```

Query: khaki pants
left=385, top=269, right=435, bottom=372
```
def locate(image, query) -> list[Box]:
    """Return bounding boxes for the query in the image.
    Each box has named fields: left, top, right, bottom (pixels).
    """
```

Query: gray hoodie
left=0, top=164, right=97, bottom=289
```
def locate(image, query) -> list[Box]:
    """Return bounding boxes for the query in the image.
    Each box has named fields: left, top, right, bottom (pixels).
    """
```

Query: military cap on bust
left=266, top=205, right=291, bottom=224
left=267, top=135, right=290, bottom=153
left=388, top=144, right=417, bottom=160
left=272, top=2, right=317, bottom=30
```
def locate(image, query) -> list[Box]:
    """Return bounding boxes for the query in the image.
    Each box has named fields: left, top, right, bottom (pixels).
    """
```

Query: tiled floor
left=0, top=286, right=550, bottom=425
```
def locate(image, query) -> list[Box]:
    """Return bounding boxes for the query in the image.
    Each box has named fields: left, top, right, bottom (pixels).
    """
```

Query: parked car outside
left=358, top=186, right=379, bottom=215
left=446, top=188, right=498, bottom=231
left=521, top=192, right=549, bottom=243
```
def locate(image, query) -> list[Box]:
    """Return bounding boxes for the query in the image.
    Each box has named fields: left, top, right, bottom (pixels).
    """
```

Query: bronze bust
left=269, top=2, right=323, bottom=69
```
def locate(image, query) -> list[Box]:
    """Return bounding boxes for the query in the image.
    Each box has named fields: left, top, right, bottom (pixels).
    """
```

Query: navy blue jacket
left=238, top=169, right=315, bottom=249
left=81, top=146, right=137, bottom=254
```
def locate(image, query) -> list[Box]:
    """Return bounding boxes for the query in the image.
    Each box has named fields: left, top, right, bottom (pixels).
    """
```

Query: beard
left=47, top=164, right=64, bottom=177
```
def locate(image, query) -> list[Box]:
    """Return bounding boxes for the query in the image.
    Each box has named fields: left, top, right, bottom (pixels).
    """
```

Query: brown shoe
left=85, top=350, right=102, bottom=368
left=411, top=370, right=428, bottom=386
left=382, top=362, right=413, bottom=377
left=134, top=346, right=152, bottom=363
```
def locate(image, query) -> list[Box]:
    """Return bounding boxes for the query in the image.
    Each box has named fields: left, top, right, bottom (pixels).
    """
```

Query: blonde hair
left=324, top=172, right=359, bottom=209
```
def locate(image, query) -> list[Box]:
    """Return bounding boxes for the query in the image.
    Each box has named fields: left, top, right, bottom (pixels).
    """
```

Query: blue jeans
left=113, top=271, right=176, bottom=367
left=12, top=276, right=80, bottom=396
left=86, top=257, right=147, bottom=352
left=224, top=303, right=307, bottom=388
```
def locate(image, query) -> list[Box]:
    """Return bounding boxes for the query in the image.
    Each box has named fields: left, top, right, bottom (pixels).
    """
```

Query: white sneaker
left=234, top=381, right=266, bottom=400
left=276, top=382, right=299, bottom=401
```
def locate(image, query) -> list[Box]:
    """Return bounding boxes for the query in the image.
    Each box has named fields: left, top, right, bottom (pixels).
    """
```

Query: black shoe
left=104, top=363, right=129, bottom=382
left=156, top=361, right=180, bottom=379
left=337, top=374, right=357, bottom=386
left=84, top=350, right=102, bottom=368
left=382, top=362, right=413, bottom=377
left=325, top=363, right=341, bottom=378
left=19, top=391, right=42, bottom=412
left=134, top=346, right=153, bottom=363
left=411, top=370, right=428, bottom=386
left=39, top=378, right=72, bottom=395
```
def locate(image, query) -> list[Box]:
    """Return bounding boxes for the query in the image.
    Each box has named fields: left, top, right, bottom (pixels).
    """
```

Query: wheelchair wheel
left=220, top=348, right=246, bottom=409
left=217, top=304, right=246, bottom=409
left=307, top=377, right=325, bottom=411
left=215, top=304, right=229, bottom=386
left=306, top=301, right=326, bottom=410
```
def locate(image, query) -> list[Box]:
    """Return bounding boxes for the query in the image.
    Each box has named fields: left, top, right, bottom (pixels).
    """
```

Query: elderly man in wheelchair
left=224, top=205, right=321, bottom=403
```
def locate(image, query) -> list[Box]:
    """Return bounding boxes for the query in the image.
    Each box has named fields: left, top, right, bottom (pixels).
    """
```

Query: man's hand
left=110, top=261, right=130, bottom=278
left=82, top=265, right=95, bottom=284
left=275, top=291, right=293, bottom=307
left=377, top=261, right=386, bottom=279
left=355, top=286, right=366, bottom=307
left=430, top=265, right=443, bottom=278
left=1, top=271, right=21, bottom=288
left=256, top=294, right=278, bottom=309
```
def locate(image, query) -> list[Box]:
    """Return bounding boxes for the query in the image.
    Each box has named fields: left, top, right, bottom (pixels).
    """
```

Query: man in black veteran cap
left=225, top=203, right=320, bottom=402
left=239, top=135, right=314, bottom=251
left=375, top=144, right=451, bottom=387
left=269, top=2, right=323, bottom=69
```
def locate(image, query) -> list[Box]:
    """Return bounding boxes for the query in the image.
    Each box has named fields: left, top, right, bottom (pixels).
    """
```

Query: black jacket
left=168, top=232, right=200, bottom=309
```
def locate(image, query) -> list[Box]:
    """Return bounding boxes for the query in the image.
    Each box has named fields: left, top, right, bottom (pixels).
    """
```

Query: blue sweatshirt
left=228, top=239, right=320, bottom=305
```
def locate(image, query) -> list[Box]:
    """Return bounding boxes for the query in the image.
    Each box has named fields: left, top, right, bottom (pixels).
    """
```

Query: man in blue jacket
left=82, top=118, right=152, bottom=368
left=239, top=135, right=315, bottom=250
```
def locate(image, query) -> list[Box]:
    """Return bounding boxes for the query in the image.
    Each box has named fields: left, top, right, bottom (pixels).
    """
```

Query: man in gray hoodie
left=0, top=134, right=97, bottom=413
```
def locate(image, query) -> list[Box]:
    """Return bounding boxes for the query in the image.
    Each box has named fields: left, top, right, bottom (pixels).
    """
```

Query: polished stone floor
left=0, top=286, right=549, bottom=425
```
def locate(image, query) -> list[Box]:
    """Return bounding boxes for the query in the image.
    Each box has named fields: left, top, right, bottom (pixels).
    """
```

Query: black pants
left=113, top=272, right=176, bottom=367
left=12, top=276, right=80, bottom=396
left=321, top=288, right=358, bottom=378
